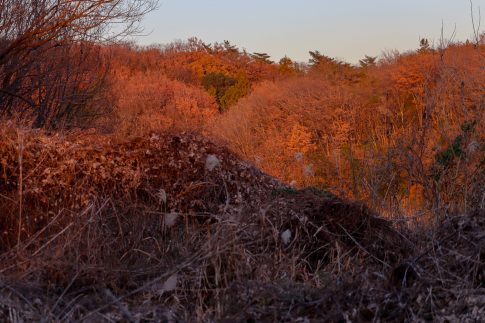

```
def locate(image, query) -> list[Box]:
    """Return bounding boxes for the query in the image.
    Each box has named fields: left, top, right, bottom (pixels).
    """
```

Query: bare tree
left=470, top=0, right=482, bottom=46
left=0, top=0, right=158, bottom=128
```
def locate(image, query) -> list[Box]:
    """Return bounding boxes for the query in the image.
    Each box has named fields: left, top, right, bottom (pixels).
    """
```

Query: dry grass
left=0, top=125, right=483, bottom=322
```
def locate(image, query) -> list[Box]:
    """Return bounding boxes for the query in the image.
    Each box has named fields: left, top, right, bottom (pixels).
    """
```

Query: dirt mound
left=265, top=188, right=409, bottom=269
left=0, top=127, right=279, bottom=248
left=0, top=127, right=427, bottom=322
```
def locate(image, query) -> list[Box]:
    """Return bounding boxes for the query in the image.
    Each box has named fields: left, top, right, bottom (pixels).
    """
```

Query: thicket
left=2, top=31, right=484, bottom=217
left=211, top=40, right=485, bottom=217
left=0, top=0, right=157, bottom=129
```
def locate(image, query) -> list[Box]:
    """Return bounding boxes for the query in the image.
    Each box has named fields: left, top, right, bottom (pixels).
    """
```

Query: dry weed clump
left=0, top=125, right=412, bottom=321
left=412, top=209, right=485, bottom=320
left=220, top=209, right=485, bottom=322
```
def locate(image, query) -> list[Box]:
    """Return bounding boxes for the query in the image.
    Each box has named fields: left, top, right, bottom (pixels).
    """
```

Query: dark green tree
left=359, top=55, right=377, bottom=68
left=251, top=52, right=273, bottom=64
left=308, top=50, right=336, bottom=67
left=220, top=76, right=251, bottom=110
left=418, top=38, right=431, bottom=52
left=278, top=56, right=297, bottom=75
left=223, top=40, right=239, bottom=54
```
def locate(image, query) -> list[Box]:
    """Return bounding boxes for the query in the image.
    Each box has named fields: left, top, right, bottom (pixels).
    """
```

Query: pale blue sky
left=137, top=0, right=484, bottom=64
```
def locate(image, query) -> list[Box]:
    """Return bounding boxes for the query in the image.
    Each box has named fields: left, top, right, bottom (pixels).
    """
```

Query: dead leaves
left=0, top=126, right=280, bottom=244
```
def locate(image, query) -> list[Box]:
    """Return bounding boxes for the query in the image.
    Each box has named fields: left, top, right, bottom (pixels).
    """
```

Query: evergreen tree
left=308, top=50, right=335, bottom=67
left=278, top=56, right=297, bottom=75
left=359, top=55, right=377, bottom=68
left=251, top=52, right=273, bottom=64
left=223, top=40, right=239, bottom=54
left=418, top=38, right=431, bottom=52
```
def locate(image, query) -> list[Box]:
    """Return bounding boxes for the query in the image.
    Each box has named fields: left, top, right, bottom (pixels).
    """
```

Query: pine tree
left=278, top=56, right=297, bottom=75
left=308, top=50, right=335, bottom=67
left=418, top=38, right=431, bottom=52
left=251, top=52, right=273, bottom=64
left=359, top=55, right=377, bottom=68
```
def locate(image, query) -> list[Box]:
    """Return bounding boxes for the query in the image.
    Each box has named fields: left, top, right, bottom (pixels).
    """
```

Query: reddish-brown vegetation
left=0, top=9, right=484, bottom=319
left=0, top=126, right=483, bottom=321
left=211, top=41, right=485, bottom=218
left=0, top=127, right=409, bottom=321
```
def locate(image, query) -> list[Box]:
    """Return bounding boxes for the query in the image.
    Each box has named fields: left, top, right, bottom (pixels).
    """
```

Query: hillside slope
left=0, top=127, right=483, bottom=321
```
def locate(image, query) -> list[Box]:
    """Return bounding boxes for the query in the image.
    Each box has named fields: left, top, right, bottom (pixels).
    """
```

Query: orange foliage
left=102, top=40, right=279, bottom=124
left=2, top=37, right=484, bottom=215
left=211, top=42, right=485, bottom=215
left=108, top=70, right=218, bottom=135
left=389, top=51, right=437, bottom=96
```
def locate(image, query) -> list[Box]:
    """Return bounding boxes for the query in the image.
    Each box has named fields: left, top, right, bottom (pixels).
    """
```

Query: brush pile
left=0, top=126, right=483, bottom=321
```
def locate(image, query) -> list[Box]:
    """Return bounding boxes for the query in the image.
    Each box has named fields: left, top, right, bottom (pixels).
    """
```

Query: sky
left=136, top=0, right=485, bottom=64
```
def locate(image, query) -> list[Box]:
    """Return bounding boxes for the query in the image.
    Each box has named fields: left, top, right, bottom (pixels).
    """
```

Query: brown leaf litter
left=0, top=126, right=483, bottom=321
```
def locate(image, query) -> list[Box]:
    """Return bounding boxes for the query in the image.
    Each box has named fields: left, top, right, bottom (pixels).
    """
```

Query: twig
left=222, top=179, right=231, bottom=214
left=18, top=209, right=64, bottom=253
left=78, top=250, right=205, bottom=322
left=51, top=272, right=80, bottom=315
left=0, top=192, right=16, bottom=203
left=17, top=130, right=24, bottom=247
left=32, top=222, right=73, bottom=257
left=338, top=224, right=391, bottom=268
left=2, top=284, right=36, bottom=311
left=413, top=229, right=459, bottom=263
left=58, top=293, right=85, bottom=322
left=104, top=289, right=137, bottom=323
left=470, top=0, right=482, bottom=45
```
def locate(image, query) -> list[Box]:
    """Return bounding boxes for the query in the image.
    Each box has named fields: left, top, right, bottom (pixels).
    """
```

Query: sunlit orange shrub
left=108, top=70, right=218, bottom=136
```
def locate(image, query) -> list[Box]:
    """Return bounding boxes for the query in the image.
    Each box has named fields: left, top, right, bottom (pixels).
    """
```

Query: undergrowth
left=0, top=126, right=483, bottom=322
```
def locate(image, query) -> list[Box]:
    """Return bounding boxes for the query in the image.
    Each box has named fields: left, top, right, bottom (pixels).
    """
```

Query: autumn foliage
left=2, top=35, right=484, bottom=215
left=1, top=23, right=485, bottom=320
left=211, top=41, right=485, bottom=217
